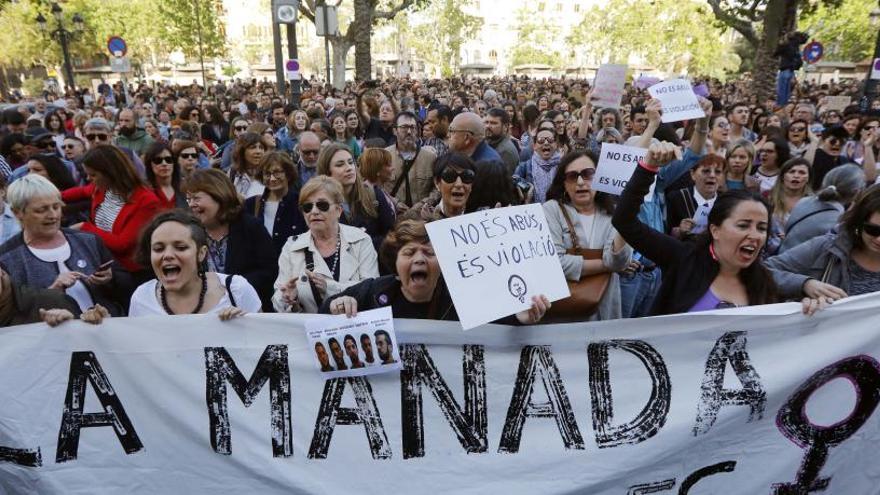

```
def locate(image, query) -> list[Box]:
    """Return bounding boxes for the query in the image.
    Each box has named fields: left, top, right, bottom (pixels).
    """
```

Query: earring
left=856, top=227, right=862, bottom=237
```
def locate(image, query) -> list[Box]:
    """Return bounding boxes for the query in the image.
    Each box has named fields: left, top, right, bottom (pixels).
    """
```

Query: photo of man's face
left=315, top=342, right=330, bottom=367
left=344, top=337, right=359, bottom=361
left=329, top=339, right=347, bottom=370
left=361, top=334, right=374, bottom=363
left=375, top=330, right=396, bottom=364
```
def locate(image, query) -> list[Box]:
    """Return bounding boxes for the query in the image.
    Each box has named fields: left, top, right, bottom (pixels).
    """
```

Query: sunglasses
left=178, top=152, right=198, bottom=159
left=152, top=156, right=173, bottom=165
left=536, top=136, right=556, bottom=144
left=234, top=126, right=248, bottom=131
left=440, top=168, right=475, bottom=184
left=861, top=222, right=880, bottom=237
left=300, top=149, right=320, bottom=156
left=301, top=200, right=333, bottom=214
left=86, top=134, right=110, bottom=141
left=790, top=127, right=806, bottom=132
left=61, top=144, right=77, bottom=150
left=564, top=168, right=596, bottom=182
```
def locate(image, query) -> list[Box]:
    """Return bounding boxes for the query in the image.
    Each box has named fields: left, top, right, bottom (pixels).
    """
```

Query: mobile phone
left=96, top=260, right=114, bottom=271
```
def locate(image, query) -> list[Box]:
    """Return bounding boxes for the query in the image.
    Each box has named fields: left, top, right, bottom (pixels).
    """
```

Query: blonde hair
left=316, top=143, right=377, bottom=219
left=299, top=176, right=345, bottom=206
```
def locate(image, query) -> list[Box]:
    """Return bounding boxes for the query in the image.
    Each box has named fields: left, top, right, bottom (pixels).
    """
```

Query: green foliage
left=21, top=76, right=44, bottom=97
left=221, top=64, right=239, bottom=78
left=567, top=0, right=740, bottom=79
left=158, top=0, right=227, bottom=60
left=800, top=0, right=875, bottom=62
left=408, top=0, right=483, bottom=77
left=509, top=7, right=563, bottom=69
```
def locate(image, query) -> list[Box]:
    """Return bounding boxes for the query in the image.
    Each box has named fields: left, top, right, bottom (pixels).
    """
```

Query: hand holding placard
left=647, top=79, right=706, bottom=123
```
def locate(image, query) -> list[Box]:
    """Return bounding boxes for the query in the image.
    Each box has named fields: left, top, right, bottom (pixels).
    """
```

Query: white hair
left=7, top=174, right=61, bottom=212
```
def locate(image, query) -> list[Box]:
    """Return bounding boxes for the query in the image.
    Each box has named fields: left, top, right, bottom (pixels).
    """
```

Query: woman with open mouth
left=613, top=142, right=826, bottom=316
left=766, top=158, right=812, bottom=254
left=128, top=210, right=261, bottom=319
left=320, top=220, right=550, bottom=324
left=273, top=176, right=378, bottom=314
left=666, top=154, right=726, bottom=240
left=768, top=184, right=880, bottom=304
left=543, top=150, right=631, bottom=321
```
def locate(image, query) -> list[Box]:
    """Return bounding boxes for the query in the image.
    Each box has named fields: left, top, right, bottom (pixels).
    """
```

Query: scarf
left=531, top=151, right=561, bottom=203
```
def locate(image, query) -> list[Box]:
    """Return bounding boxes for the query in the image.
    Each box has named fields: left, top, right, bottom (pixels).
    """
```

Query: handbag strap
left=303, top=249, right=324, bottom=307
left=558, top=202, right=582, bottom=251
left=390, top=146, right=421, bottom=206
left=820, top=256, right=834, bottom=284
left=225, top=274, right=238, bottom=308
left=785, top=208, right=838, bottom=235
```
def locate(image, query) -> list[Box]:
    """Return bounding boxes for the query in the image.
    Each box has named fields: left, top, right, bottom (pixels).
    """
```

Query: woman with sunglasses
left=273, top=176, right=378, bottom=314
left=404, top=153, right=476, bottom=222
left=514, top=127, right=561, bottom=204
left=544, top=150, right=631, bottom=321
left=243, top=151, right=307, bottom=256
left=144, top=142, right=187, bottom=210
left=316, top=143, right=394, bottom=249
left=843, top=117, right=879, bottom=168
left=806, top=126, right=852, bottom=191
left=172, top=140, right=201, bottom=183
left=768, top=184, right=880, bottom=303
left=219, top=117, right=251, bottom=172
left=786, top=119, right=812, bottom=158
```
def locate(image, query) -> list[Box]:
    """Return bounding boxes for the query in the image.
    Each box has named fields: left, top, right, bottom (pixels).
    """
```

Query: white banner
left=3, top=294, right=880, bottom=494
left=648, top=78, right=705, bottom=123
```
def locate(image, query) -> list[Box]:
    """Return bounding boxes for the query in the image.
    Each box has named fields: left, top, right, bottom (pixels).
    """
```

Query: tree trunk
left=353, top=0, right=372, bottom=81
left=330, top=38, right=351, bottom=89
left=751, top=0, right=799, bottom=104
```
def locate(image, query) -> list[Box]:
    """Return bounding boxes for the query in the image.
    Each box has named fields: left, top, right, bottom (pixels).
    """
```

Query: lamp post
left=862, top=2, right=880, bottom=109
left=35, top=3, right=84, bottom=93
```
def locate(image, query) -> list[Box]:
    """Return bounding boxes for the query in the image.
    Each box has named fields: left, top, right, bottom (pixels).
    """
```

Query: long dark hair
left=29, top=153, right=76, bottom=191
left=143, top=141, right=181, bottom=191
left=466, top=160, right=519, bottom=212
left=81, top=145, right=144, bottom=197
left=545, top=150, right=614, bottom=215
left=697, top=189, right=778, bottom=306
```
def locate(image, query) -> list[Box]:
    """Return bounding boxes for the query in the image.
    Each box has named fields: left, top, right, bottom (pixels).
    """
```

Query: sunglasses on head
left=861, top=222, right=880, bottom=237
left=301, top=200, right=333, bottom=214
left=178, top=152, right=198, bottom=159
left=440, top=168, right=475, bottom=184
left=564, top=168, right=596, bottom=182
left=152, top=156, right=173, bottom=165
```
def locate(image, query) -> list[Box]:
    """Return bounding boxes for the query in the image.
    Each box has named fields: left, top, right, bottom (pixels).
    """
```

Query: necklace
left=327, top=234, right=341, bottom=276
left=160, top=274, right=208, bottom=315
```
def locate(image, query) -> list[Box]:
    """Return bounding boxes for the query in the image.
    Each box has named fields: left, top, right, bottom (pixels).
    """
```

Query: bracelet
left=637, top=158, right=659, bottom=173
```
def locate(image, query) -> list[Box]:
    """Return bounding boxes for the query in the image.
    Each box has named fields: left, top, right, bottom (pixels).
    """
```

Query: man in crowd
left=422, top=104, right=451, bottom=157
left=295, top=131, right=322, bottom=187
left=728, top=103, right=757, bottom=142
left=386, top=111, right=437, bottom=208
left=448, top=112, right=502, bottom=164
left=85, top=118, right=145, bottom=176
left=624, top=105, right=650, bottom=146
left=62, top=136, right=87, bottom=165
left=114, top=109, right=154, bottom=157
left=269, top=102, right=293, bottom=151
left=484, top=108, right=520, bottom=173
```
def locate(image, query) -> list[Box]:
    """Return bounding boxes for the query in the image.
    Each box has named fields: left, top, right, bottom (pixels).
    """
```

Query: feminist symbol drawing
left=508, top=275, right=527, bottom=304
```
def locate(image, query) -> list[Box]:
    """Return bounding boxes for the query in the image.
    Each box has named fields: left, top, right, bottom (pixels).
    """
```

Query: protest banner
left=2, top=294, right=880, bottom=493
left=305, top=307, right=401, bottom=378
left=824, top=96, right=852, bottom=112
left=594, top=143, right=655, bottom=200
left=592, top=64, right=627, bottom=109
left=648, top=78, right=705, bottom=123
left=633, top=75, right=660, bottom=90
left=424, top=204, right=570, bottom=329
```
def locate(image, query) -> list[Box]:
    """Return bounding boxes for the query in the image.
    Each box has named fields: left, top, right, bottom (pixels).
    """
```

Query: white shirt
left=577, top=213, right=596, bottom=247
left=263, top=200, right=280, bottom=234
left=692, top=188, right=717, bottom=210
left=28, top=243, right=94, bottom=312
left=129, top=273, right=262, bottom=316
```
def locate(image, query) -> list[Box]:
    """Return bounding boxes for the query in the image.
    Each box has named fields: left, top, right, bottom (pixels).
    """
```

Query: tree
left=509, top=6, right=564, bottom=69
left=408, top=0, right=483, bottom=77
left=296, top=0, right=425, bottom=87
left=158, top=0, right=227, bottom=60
left=567, top=0, right=739, bottom=79
left=800, top=0, right=875, bottom=62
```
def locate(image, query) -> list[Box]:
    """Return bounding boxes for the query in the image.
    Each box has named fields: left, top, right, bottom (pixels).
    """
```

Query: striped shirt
left=94, top=190, right=126, bottom=232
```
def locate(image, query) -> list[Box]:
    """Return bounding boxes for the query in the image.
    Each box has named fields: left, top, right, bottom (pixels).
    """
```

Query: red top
left=153, top=187, right=178, bottom=211
left=62, top=184, right=161, bottom=271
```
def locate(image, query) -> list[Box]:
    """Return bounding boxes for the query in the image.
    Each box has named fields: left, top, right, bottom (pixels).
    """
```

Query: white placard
left=592, top=64, right=627, bottom=109
left=692, top=202, right=711, bottom=233
left=648, top=78, right=705, bottom=123
left=594, top=143, right=656, bottom=200
left=824, top=96, right=851, bottom=112
left=424, top=204, right=570, bottom=330
left=304, top=307, right=400, bottom=378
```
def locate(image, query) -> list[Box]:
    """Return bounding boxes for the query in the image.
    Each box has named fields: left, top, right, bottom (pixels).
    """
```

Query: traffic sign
left=107, top=36, right=127, bottom=57
left=802, top=41, right=823, bottom=65
left=274, top=0, right=300, bottom=24
left=111, top=56, right=131, bottom=73
left=285, top=59, right=301, bottom=80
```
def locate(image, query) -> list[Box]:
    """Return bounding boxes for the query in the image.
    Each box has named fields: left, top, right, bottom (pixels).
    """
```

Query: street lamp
left=35, top=3, right=84, bottom=93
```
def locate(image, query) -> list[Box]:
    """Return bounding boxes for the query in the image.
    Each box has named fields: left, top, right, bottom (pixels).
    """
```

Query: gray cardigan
left=779, top=196, right=843, bottom=253
left=543, top=200, right=632, bottom=321
left=767, top=232, right=854, bottom=298
left=0, top=228, right=127, bottom=315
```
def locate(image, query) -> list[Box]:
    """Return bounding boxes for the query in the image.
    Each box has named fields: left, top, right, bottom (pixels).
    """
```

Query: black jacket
left=665, top=186, right=699, bottom=236
left=202, top=122, right=230, bottom=147
left=774, top=40, right=804, bottom=71
left=342, top=184, right=396, bottom=251
left=244, top=189, right=308, bottom=257
left=226, top=213, right=279, bottom=312
left=612, top=166, right=720, bottom=315
left=320, top=275, right=458, bottom=320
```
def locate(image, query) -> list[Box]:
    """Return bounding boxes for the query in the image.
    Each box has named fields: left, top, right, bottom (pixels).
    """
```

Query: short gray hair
left=7, top=174, right=61, bottom=212
left=84, top=117, right=112, bottom=133
left=817, top=164, right=865, bottom=203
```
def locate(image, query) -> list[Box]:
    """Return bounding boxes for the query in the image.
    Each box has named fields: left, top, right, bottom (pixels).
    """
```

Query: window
left=489, top=50, right=497, bottom=60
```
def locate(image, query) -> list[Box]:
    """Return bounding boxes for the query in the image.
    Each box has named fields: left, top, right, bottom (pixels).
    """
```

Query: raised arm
left=688, top=97, right=713, bottom=155
left=635, top=99, right=662, bottom=149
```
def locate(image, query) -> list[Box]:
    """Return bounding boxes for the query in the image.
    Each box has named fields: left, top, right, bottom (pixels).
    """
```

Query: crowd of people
left=0, top=69, right=878, bottom=328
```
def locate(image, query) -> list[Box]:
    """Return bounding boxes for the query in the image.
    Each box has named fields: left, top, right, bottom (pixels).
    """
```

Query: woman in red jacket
left=61, top=145, right=160, bottom=273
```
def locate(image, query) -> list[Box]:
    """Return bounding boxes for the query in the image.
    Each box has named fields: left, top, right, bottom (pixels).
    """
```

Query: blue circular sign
left=107, top=36, right=127, bottom=56
left=803, top=41, right=823, bottom=64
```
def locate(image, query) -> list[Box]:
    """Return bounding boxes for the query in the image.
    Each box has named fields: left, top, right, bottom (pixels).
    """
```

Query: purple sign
left=692, top=84, right=709, bottom=98
left=285, top=60, right=300, bottom=72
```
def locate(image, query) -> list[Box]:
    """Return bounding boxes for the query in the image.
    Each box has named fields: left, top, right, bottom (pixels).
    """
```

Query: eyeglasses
left=861, top=222, right=880, bottom=237
left=86, top=133, right=110, bottom=142
left=827, top=137, right=843, bottom=146
left=178, top=152, right=198, bottom=159
left=790, top=126, right=806, bottom=132
left=396, top=124, right=417, bottom=132
left=536, top=136, right=556, bottom=144
left=300, top=149, right=320, bottom=156
left=440, top=168, right=475, bottom=184
left=263, top=170, right=285, bottom=179
left=152, top=156, right=174, bottom=165
left=564, top=168, right=596, bottom=182
left=301, top=200, right=333, bottom=213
